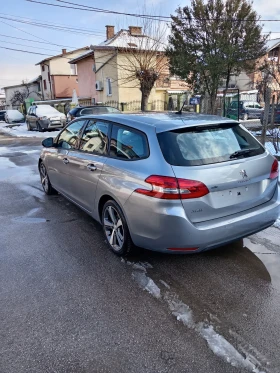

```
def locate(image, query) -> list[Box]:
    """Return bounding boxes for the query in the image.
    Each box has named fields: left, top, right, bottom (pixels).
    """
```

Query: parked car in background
left=4, top=110, right=25, bottom=124
left=227, top=101, right=263, bottom=120
left=26, top=105, right=66, bottom=132
left=260, top=104, right=280, bottom=125
left=38, top=113, right=279, bottom=256
left=0, top=110, right=6, bottom=121
left=67, top=105, right=120, bottom=122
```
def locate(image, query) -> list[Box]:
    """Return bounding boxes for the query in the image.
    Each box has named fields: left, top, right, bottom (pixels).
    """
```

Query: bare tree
left=10, top=80, right=41, bottom=108
left=255, top=58, right=280, bottom=152
left=116, top=20, right=168, bottom=111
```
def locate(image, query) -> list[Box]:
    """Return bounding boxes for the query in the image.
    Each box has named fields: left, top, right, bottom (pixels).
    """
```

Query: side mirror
left=42, top=137, right=54, bottom=148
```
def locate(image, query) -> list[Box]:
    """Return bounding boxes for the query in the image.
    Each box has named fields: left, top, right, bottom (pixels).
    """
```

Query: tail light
left=270, top=159, right=279, bottom=179
left=135, top=175, right=209, bottom=200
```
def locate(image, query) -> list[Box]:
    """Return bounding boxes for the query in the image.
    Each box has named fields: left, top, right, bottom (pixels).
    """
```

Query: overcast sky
left=1, top=0, right=280, bottom=91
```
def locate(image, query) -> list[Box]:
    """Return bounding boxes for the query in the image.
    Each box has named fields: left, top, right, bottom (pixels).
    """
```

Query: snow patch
left=0, top=123, right=61, bottom=138
left=132, top=271, right=161, bottom=299
left=198, top=324, right=265, bottom=372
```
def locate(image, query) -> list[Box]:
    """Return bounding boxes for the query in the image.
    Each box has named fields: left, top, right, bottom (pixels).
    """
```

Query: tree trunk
left=141, top=89, right=150, bottom=111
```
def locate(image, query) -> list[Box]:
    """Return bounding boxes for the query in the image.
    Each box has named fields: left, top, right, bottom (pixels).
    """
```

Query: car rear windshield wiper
left=229, top=149, right=256, bottom=159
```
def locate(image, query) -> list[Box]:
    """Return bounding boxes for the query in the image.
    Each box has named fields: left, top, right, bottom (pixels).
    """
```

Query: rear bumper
left=124, top=186, right=280, bottom=253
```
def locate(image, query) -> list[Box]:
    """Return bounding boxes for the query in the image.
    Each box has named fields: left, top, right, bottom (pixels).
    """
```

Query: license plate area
left=210, top=183, right=262, bottom=208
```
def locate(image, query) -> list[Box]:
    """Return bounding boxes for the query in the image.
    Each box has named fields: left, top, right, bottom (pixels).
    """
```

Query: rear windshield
left=157, top=123, right=265, bottom=166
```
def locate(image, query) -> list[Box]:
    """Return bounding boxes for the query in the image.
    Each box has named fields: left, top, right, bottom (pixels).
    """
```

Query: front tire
left=36, top=121, right=44, bottom=132
left=102, top=200, right=134, bottom=256
left=39, top=161, right=57, bottom=195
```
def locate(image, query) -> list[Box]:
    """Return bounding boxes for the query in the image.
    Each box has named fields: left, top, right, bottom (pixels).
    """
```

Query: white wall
left=4, top=82, right=41, bottom=109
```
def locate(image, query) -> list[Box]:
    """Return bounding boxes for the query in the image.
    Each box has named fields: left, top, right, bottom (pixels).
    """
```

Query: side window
left=79, top=120, right=109, bottom=155
left=110, top=125, right=149, bottom=160
left=255, top=103, right=261, bottom=109
left=57, top=120, right=86, bottom=150
left=247, top=103, right=254, bottom=108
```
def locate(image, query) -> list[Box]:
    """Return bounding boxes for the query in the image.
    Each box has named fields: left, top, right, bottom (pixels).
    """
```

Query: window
left=106, top=78, right=112, bottom=96
left=79, top=107, right=119, bottom=115
left=254, top=103, right=262, bottom=109
left=42, top=65, right=45, bottom=72
left=157, top=123, right=264, bottom=167
left=70, top=63, right=77, bottom=75
left=79, top=120, right=109, bottom=155
left=246, top=103, right=254, bottom=108
left=57, top=120, right=86, bottom=150
left=110, top=125, right=149, bottom=160
left=43, top=79, right=47, bottom=90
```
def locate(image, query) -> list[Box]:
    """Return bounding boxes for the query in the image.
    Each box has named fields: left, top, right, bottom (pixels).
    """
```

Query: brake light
left=135, top=175, right=209, bottom=200
left=270, top=159, right=279, bottom=179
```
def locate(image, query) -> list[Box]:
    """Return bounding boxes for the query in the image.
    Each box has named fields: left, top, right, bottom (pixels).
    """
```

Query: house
left=0, top=90, right=6, bottom=109
left=69, top=26, right=189, bottom=110
left=219, top=38, right=280, bottom=102
left=36, top=47, right=89, bottom=100
left=3, top=76, right=42, bottom=109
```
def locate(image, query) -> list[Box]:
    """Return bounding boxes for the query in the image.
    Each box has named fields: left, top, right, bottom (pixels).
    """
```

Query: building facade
left=36, top=48, right=89, bottom=100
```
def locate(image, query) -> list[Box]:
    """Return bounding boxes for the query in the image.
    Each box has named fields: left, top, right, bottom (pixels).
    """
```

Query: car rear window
left=157, top=123, right=265, bottom=166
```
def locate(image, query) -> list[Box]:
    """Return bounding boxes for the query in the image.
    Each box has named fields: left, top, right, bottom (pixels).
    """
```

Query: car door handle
left=87, top=164, right=97, bottom=171
left=63, top=157, right=69, bottom=164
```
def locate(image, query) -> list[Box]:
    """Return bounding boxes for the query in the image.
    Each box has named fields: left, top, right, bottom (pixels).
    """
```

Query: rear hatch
left=157, top=122, right=277, bottom=223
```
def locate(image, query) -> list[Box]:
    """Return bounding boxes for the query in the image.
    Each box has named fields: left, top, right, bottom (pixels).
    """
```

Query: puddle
left=244, top=237, right=280, bottom=290
left=12, top=217, right=49, bottom=223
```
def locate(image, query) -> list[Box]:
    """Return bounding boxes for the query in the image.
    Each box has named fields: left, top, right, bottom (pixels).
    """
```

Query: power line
left=25, top=0, right=280, bottom=23
left=0, top=15, right=105, bottom=36
left=0, top=12, right=106, bottom=34
left=26, top=0, right=170, bottom=21
left=0, top=34, right=79, bottom=49
left=0, top=39, right=64, bottom=53
left=0, top=46, right=74, bottom=59
left=0, top=46, right=50, bottom=56
left=2, top=20, right=65, bottom=46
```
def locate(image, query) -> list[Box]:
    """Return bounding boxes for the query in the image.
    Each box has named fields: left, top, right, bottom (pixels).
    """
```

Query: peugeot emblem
left=240, top=170, right=248, bottom=179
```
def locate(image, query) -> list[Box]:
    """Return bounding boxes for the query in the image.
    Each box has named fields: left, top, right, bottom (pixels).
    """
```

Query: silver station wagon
left=38, top=113, right=280, bottom=255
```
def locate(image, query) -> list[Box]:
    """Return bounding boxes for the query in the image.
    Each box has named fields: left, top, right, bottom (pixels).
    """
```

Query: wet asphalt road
left=0, top=133, right=280, bottom=373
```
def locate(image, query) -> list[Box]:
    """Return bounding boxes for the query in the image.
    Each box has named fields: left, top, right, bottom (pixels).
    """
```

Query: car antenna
left=175, top=100, right=186, bottom=114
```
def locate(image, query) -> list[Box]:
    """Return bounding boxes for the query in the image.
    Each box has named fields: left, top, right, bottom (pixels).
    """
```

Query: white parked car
left=5, top=110, right=25, bottom=124
left=26, top=105, right=66, bottom=132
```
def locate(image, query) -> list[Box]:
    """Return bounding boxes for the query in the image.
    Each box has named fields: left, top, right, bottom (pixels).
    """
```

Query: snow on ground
left=124, top=259, right=268, bottom=373
left=0, top=122, right=61, bottom=138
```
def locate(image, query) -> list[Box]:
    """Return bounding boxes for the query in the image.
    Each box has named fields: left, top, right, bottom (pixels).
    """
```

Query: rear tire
left=26, top=121, right=31, bottom=131
left=102, top=200, right=134, bottom=256
left=39, top=161, right=57, bottom=195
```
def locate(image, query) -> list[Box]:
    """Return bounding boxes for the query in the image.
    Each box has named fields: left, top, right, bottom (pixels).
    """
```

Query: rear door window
left=109, top=125, right=149, bottom=160
left=157, top=123, right=265, bottom=166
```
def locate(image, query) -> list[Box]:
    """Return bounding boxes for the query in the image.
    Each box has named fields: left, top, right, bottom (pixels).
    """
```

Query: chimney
left=129, top=26, right=142, bottom=36
left=106, top=25, right=115, bottom=40
left=62, top=49, right=67, bottom=54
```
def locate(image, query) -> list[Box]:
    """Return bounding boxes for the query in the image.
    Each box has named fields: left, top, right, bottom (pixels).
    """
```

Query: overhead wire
left=0, top=34, right=79, bottom=49
left=0, top=15, right=105, bottom=36
left=26, top=0, right=280, bottom=23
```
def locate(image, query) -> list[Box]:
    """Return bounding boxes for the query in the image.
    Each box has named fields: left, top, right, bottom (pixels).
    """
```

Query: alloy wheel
left=103, top=206, right=124, bottom=252
left=40, top=162, right=49, bottom=193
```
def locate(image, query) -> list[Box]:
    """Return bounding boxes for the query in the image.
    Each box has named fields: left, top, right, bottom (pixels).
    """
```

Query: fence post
left=261, top=87, right=271, bottom=145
